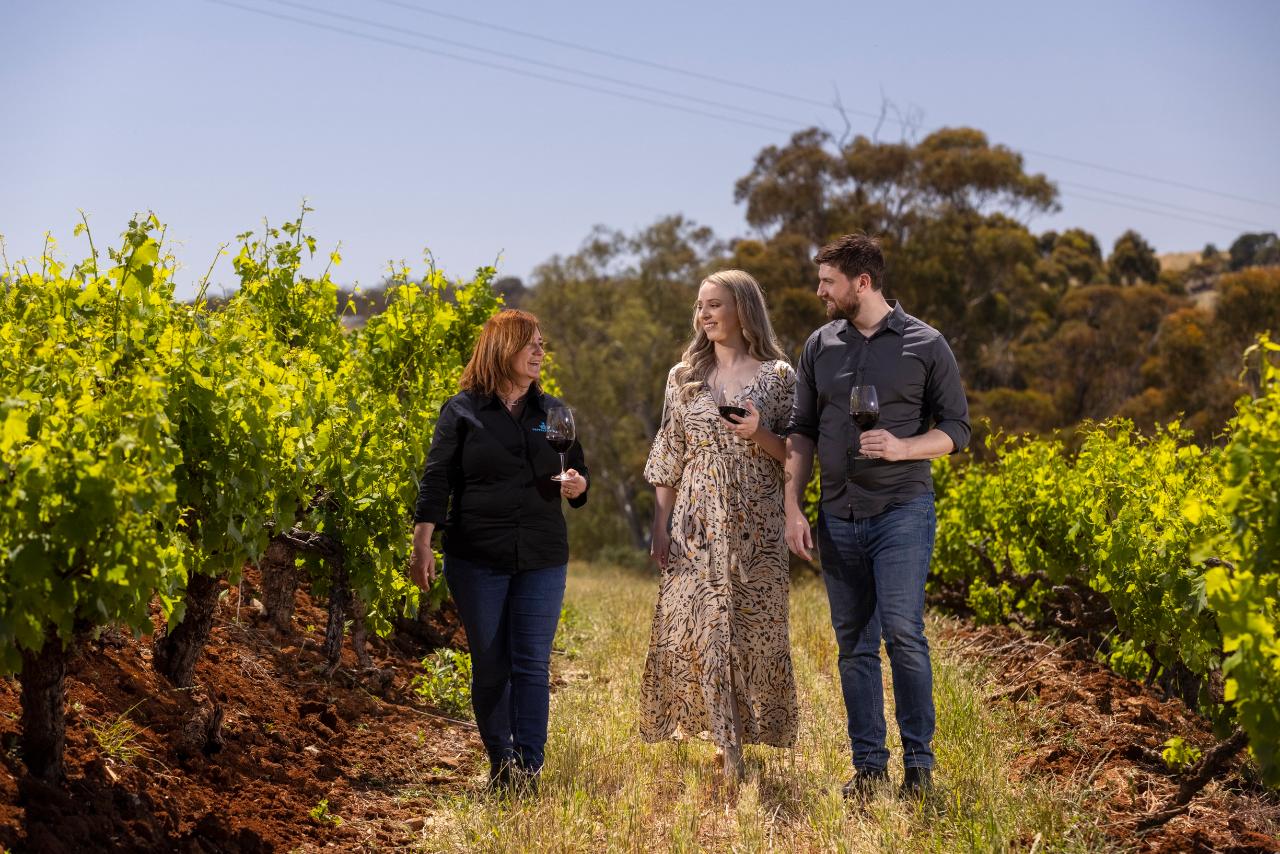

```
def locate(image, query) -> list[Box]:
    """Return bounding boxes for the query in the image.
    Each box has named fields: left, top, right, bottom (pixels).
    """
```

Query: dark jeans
left=443, top=554, right=566, bottom=774
left=816, top=493, right=937, bottom=772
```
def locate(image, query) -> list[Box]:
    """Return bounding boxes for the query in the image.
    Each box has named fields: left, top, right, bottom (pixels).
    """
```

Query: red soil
left=0, top=572, right=476, bottom=852
left=944, top=623, right=1280, bottom=853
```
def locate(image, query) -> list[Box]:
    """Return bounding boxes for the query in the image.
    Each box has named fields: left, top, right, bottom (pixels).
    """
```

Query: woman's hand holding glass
left=723, top=398, right=762, bottom=441
left=714, top=384, right=761, bottom=441
left=558, top=468, right=587, bottom=499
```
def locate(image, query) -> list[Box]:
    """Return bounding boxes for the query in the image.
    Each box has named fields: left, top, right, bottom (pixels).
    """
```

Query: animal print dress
left=640, top=359, right=799, bottom=750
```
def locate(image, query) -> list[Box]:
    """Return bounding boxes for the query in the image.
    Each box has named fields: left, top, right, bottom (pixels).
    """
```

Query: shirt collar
left=838, top=301, right=907, bottom=338
left=526, top=385, right=549, bottom=413
left=481, top=384, right=547, bottom=412
left=884, top=301, right=908, bottom=335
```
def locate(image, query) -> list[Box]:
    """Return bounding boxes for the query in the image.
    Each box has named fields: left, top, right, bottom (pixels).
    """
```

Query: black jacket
left=414, top=387, right=588, bottom=569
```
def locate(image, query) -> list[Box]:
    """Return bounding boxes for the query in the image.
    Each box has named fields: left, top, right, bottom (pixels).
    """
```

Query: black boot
left=513, top=764, right=542, bottom=797
left=900, top=766, right=945, bottom=808
left=487, top=756, right=518, bottom=794
left=841, top=767, right=889, bottom=800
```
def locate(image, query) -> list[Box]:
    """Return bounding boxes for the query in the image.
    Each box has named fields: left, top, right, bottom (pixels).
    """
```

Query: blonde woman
left=641, top=270, right=798, bottom=782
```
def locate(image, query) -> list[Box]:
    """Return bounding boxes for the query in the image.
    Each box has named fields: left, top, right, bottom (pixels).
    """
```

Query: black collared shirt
left=787, top=301, right=970, bottom=520
left=413, top=387, right=589, bottom=570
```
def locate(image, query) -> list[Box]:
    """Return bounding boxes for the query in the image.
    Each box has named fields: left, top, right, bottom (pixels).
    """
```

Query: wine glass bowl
left=546, top=405, right=576, bottom=482
left=714, top=384, right=749, bottom=422
left=849, top=385, right=880, bottom=460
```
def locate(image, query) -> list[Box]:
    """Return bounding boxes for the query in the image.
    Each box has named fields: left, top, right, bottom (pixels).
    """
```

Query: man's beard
left=825, top=292, right=861, bottom=321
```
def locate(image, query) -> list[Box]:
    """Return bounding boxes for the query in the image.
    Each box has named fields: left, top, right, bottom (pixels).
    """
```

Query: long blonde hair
left=673, top=270, right=788, bottom=399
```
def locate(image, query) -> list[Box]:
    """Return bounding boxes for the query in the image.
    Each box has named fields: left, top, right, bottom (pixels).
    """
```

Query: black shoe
left=841, top=767, right=890, bottom=800
left=513, top=765, right=542, bottom=797
left=899, top=766, right=933, bottom=797
left=900, top=766, right=947, bottom=813
left=486, top=757, right=518, bottom=794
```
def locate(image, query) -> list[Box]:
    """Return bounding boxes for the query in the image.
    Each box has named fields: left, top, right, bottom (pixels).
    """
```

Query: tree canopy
left=521, top=124, right=1280, bottom=555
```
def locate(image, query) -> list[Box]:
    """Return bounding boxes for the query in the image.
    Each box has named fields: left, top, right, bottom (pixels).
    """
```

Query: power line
left=209, top=0, right=1276, bottom=234
left=363, top=0, right=853, bottom=114
left=360, top=0, right=1280, bottom=212
left=1059, top=192, right=1251, bottom=233
left=1028, top=149, right=1279, bottom=212
left=259, top=0, right=816, bottom=129
left=1059, top=181, right=1274, bottom=231
left=205, top=0, right=794, bottom=134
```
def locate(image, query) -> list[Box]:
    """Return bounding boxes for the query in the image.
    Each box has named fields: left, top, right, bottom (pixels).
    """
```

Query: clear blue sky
left=3, top=1, right=1277, bottom=299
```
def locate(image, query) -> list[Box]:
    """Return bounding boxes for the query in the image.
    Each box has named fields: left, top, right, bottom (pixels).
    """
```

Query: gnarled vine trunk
left=258, top=535, right=299, bottom=633
left=322, top=557, right=351, bottom=668
left=18, top=632, right=70, bottom=784
left=350, top=592, right=373, bottom=669
left=154, top=571, right=221, bottom=688
left=278, top=528, right=348, bottom=668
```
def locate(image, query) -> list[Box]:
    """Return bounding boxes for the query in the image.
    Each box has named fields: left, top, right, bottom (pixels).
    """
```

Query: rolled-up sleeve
left=926, top=337, right=971, bottom=454
left=413, top=401, right=460, bottom=524
left=785, top=334, right=820, bottom=441
left=643, top=367, right=687, bottom=488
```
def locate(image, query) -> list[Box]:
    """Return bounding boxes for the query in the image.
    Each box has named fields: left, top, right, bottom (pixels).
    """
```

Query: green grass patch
left=415, top=561, right=1106, bottom=852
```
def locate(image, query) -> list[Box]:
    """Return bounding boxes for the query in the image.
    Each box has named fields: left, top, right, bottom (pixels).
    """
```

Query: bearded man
left=783, top=233, right=970, bottom=800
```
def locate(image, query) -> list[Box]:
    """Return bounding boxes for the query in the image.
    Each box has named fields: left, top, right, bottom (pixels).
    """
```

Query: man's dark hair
left=814, top=233, right=885, bottom=291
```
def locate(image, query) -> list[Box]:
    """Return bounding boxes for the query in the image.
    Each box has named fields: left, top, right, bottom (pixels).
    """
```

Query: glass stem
left=559, top=452, right=566, bottom=477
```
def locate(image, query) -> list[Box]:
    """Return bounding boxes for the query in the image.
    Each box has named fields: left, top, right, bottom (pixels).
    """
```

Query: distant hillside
left=1158, top=250, right=1205, bottom=274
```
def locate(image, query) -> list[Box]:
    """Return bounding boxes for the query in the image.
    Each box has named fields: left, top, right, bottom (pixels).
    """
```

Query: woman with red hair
left=410, top=309, right=589, bottom=794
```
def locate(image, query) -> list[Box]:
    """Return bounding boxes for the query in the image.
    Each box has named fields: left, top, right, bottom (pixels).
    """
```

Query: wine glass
left=849, top=385, right=880, bottom=460
left=546, top=405, right=576, bottom=482
left=714, top=384, right=748, bottom=422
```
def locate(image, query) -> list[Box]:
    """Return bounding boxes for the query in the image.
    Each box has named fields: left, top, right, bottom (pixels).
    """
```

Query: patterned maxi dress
left=640, top=359, right=799, bottom=750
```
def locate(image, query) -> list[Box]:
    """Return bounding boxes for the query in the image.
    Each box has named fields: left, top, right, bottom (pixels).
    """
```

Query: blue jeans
left=816, top=493, right=937, bottom=772
left=443, top=555, right=567, bottom=774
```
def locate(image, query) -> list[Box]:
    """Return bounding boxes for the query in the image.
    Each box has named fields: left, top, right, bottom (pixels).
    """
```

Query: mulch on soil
left=942, top=622, right=1280, bottom=854
left=0, top=570, right=477, bottom=853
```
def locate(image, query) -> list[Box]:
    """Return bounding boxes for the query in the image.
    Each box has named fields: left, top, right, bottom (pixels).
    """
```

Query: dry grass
left=87, top=700, right=152, bottom=766
left=412, top=562, right=1106, bottom=852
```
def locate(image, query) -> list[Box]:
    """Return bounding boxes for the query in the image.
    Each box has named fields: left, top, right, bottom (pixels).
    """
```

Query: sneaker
left=841, top=767, right=889, bottom=800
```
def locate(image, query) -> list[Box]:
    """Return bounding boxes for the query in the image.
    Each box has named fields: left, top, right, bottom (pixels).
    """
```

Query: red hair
left=460, top=309, right=541, bottom=396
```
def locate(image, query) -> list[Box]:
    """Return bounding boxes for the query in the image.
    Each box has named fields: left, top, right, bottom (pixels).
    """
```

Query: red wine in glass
left=714, top=384, right=749, bottom=421
left=546, top=405, right=576, bottom=481
left=853, top=410, right=879, bottom=431
left=849, top=385, right=880, bottom=460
